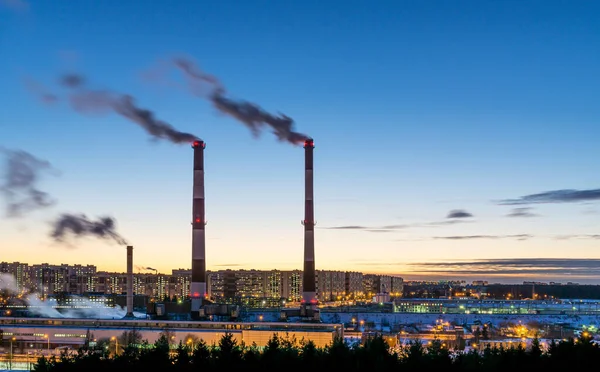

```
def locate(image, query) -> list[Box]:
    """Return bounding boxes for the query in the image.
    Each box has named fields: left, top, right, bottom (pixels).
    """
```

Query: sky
left=1, top=0, right=599, bottom=284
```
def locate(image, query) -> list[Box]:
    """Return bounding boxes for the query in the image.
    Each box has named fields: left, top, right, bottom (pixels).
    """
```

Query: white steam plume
left=0, top=273, right=18, bottom=293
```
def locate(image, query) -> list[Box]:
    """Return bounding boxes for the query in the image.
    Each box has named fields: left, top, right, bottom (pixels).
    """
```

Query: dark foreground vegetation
left=34, top=333, right=600, bottom=372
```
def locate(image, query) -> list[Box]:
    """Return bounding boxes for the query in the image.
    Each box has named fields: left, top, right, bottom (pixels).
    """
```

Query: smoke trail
left=58, top=73, right=200, bottom=144
left=174, top=58, right=223, bottom=94
left=134, top=265, right=156, bottom=272
left=23, top=77, right=59, bottom=104
left=170, top=58, right=309, bottom=145
left=50, top=213, right=128, bottom=245
left=0, top=148, right=57, bottom=217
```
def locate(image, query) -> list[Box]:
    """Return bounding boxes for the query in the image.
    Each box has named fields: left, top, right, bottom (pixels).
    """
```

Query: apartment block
left=0, top=261, right=403, bottom=304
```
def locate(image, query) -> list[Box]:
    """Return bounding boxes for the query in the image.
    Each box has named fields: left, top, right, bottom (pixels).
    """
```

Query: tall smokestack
left=125, top=245, right=134, bottom=318
left=191, top=140, right=207, bottom=318
left=302, top=138, right=316, bottom=306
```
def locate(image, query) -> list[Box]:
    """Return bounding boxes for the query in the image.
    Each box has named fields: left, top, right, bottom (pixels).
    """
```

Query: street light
left=111, top=336, right=118, bottom=356
left=44, top=334, right=50, bottom=353
left=186, top=338, right=194, bottom=352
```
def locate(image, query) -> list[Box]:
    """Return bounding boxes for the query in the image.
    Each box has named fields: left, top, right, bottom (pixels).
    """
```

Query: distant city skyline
left=3, top=258, right=600, bottom=285
left=1, top=1, right=599, bottom=281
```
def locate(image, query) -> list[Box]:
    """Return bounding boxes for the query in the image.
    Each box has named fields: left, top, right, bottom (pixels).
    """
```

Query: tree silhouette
left=172, top=341, right=191, bottom=370
left=212, top=332, right=243, bottom=368
left=482, top=325, right=490, bottom=340
left=191, top=339, right=211, bottom=369
left=30, top=330, right=600, bottom=372
left=118, top=329, right=142, bottom=347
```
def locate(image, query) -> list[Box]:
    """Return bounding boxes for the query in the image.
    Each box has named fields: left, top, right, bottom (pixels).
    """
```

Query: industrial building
left=0, top=317, right=343, bottom=349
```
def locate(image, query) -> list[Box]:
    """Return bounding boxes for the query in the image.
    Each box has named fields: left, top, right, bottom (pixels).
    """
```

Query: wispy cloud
left=582, top=209, right=599, bottom=215
left=380, top=224, right=410, bottom=229
left=404, top=258, right=600, bottom=278
left=506, top=207, right=538, bottom=218
left=433, top=234, right=532, bottom=240
left=554, top=234, right=600, bottom=240
left=425, top=219, right=471, bottom=227
left=324, top=224, right=408, bottom=233
left=325, top=225, right=369, bottom=230
left=447, top=209, right=473, bottom=218
left=498, top=189, right=600, bottom=205
left=353, top=259, right=600, bottom=283
left=323, top=219, right=470, bottom=233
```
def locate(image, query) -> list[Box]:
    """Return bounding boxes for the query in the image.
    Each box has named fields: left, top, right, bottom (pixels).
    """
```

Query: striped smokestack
left=125, top=245, right=134, bottom=318
left=302, top=138, right=316, bottom=305
left=190, top=140, right=206, bottom=318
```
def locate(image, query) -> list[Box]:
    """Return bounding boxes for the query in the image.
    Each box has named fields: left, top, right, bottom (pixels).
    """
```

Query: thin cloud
left=554, top=234, right=600, bottom=240
left=447, top=209, right=473, bottom=218
left=324, top=225, right=368, bottom=230
left=498, top=189, right=600, bottom=205
left=402, top=258, right=600, bottom=278
left=425, top=219, right=471, bottom=227
left=381, top=224, right=409, bottom=229
left=433, top=234, right=532, bottom=240
left=506, top=207, right=538, bottom=218
left=323, top=219, right=470, bottom=232
left=582, top=209, right=599, bottom=215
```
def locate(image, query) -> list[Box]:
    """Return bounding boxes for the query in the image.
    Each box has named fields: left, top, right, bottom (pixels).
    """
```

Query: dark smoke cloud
left=498, top=189, right=600, bottom=205
left=60, top=74, right=85, bottom=88
left=506, top=207, right=538, bottom=218
left=162, top=58, right=309, bottom=145
left=50, top=213, right=127, bottom=245
left=0, top=148, right=56, bottom=217
left=58, top=73, right=199, bottom=144
left=447, top=209, right=473, bottom=218
left=173, top=59, right=223, bottom=93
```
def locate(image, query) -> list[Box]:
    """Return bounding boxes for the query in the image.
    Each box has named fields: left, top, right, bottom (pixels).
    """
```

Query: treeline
left=34, top=333, right=600, bottom=372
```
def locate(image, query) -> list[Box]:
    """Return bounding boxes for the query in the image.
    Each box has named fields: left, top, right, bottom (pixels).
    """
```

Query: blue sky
left=1, top=0, right=599, bottom=283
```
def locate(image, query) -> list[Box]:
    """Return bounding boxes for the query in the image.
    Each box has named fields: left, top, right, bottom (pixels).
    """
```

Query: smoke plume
left=58, top=73, right=200, bottom=144
left=0, top=273, right=18, bottom=293
left=50, top=213, right=128, bottom=245
left=162, top=58, right=309, bottom=145
left=26, top=294, right=144, bottom=319
left=0, top=148, right=57, bottom=217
